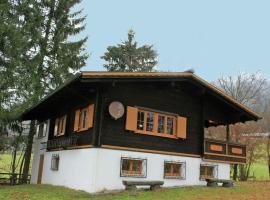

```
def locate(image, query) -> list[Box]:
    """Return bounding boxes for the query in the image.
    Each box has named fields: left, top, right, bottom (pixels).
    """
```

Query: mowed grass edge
left=0, top=181, right=270, bottom=200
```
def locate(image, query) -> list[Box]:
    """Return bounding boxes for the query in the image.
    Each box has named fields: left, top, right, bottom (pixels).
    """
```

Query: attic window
left=54, top=115, right=66, bottom=137
left=74, top=104, right=94, bottom=132
left=126, top=106, right=187, bottom=139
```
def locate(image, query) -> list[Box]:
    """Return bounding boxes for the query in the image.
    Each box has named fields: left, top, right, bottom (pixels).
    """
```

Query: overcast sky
left=78, top=0, right=270, bottom=81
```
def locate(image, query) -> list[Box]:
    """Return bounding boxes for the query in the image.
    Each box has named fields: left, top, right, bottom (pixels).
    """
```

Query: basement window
left=120, top=157, right=147, bottom=178
left=164, top=161, right=186, bottom=179
left=200, top=164, right=218, bottom=180
left=51, top=154, right=60, bottom=171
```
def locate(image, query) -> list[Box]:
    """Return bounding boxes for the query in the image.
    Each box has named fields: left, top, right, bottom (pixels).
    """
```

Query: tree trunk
left=267, top=138, right=270, bottom=177
left=21, top=120, right=35, bottom=183
left=10, top=138, right=18, bottom=185
left=233, top=164, right=238, bottom=180
left=19, top=151, right=25, bottom=183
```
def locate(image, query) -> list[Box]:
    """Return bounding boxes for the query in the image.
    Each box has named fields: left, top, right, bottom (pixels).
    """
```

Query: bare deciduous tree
left=213, top=72, right=267, bottom=181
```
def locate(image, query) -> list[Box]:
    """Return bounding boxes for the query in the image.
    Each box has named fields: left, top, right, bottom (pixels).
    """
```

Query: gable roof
left=21, top=71, right=261, bottom=121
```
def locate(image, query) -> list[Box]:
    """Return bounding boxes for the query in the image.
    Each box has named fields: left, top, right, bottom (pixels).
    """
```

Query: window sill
left=75, top=128, right=91, bottom=133
left=164, top=176, right=184, bottom=180
left=135, top=130, right=178, bottom=139
left=120, top=173, right=145, bottom=178
left=54, top=133, right=65, bottom=137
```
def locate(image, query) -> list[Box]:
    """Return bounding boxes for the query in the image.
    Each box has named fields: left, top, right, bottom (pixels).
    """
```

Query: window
left=54, top=115, right=66, bottom=137
left=37, top=121, right=48, bottom=138
left=51, top=154, right=59, bottom=171
left=126, top=106, right=187, bottom=139
left=74, top=104, right=94, bottom=132
left=200, top=164, right=217, bottom=180
left=120, top=158, right=147, bottom=177
left=136, top=109, right=176, bottom=138
left=164, top=161, right=186, bottom=179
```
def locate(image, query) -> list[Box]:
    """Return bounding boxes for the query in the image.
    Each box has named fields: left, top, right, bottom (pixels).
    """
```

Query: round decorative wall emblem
left=108, top=101, right=125, bottom=120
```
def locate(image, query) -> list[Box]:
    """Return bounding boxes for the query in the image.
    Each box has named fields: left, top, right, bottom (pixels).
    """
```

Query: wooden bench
left=122, top=181, right=164, bottom=190
left=205, top=178, right=234, bottom=187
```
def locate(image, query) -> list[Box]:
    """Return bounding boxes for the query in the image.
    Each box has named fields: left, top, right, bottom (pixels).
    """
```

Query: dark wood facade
left=22, top=72, right=260, bottom=164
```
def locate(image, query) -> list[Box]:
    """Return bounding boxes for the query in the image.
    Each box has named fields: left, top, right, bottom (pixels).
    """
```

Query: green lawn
left=0, top=181, right=270, bottom=200
left=0, top=153, right=13, bottom=172
left=251, top=162, right=269, bottom=180
left=0, top=153, right=32, bottom=173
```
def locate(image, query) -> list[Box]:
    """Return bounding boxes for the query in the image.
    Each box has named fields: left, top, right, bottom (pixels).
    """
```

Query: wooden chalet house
left=21, top=72, right=260, bottom=193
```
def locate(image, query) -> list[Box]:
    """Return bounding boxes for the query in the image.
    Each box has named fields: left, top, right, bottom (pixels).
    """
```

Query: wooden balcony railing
left=203, top=139, right=247, bottom=164
left=47, top=136, right=78, bottom=150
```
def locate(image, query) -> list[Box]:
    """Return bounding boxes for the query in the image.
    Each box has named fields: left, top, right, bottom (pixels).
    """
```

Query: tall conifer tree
left=101, top=30, right=158, bottom=72
left=1, top=0, right=89, bottom=181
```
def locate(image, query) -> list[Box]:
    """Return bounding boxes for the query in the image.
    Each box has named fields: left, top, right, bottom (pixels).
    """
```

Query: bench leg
left=222, top=182, right=233, bottom=188
left=125, top=185, right=137, bottom=190
left=150, top=185, right=161, bottom=191
left=207, top=182, right=218, bottom=187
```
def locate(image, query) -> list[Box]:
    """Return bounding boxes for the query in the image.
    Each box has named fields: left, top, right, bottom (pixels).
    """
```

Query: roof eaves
left=190, top=74, right=261, bottom=120
left=20, top=73, right=82, bottom=120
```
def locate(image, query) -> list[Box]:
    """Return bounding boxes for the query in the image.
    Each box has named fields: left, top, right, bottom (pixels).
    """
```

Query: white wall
left=37, top=148, right=230, bottom=193
left=42, top=149, right=98, bottom=193
left=31, top=120, right=50, bottom=184
left=93, top=148, right=230, bottom=192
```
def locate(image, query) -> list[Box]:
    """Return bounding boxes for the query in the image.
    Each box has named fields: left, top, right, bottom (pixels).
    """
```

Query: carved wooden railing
left=203, top=139, right=247, bottom=164
left=47, top=136, right=78, bottom=150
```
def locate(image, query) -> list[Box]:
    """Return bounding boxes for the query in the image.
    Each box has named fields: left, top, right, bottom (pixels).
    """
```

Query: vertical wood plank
left=125, top=106, right=138, bottom=131
left=177, top=116, right=187, bottom=139
left=87, top=104, right=95, bottom=128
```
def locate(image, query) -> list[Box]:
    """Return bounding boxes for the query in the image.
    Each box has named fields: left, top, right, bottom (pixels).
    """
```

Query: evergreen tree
left=0, top=0, right=89, bottom=182
left=101, top=30, right=158, bottom=72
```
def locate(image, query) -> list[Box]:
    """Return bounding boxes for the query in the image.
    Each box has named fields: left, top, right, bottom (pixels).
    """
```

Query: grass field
left=0, top=181, right=269, bottom=200
left=0, top=153, right=32, bottom=173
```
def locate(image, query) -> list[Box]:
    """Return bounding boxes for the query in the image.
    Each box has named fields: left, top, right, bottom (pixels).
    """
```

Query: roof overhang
left=21, top=71, right=261, bottom=122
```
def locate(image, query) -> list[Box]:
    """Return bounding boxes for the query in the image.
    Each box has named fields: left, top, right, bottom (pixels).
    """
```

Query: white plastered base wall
left=35, top=148, right=230, bottom=193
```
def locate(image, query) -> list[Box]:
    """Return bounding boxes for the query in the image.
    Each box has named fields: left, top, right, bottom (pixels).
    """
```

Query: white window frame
left=164, top=161, right=186, bottom=180
left=120, top=157, right=147, bottom=178
left=199, top=163, right=218, bottom=180
left=51, top=154, right=60, bottom=171
left=36, top=120, right=48, bottom=139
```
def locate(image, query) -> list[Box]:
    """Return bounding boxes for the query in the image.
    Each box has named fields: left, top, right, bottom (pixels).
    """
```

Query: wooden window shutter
left=60, top=115, right=67, bottom=136
left=74, top=109, right=80, bottom=132
left=54, top=118, right=59, bottom=136
left=125, top=106, right=138, bottom=131
left=177, top=116, right=187, bottom=139
left=87, top=104, right=95, bottom=129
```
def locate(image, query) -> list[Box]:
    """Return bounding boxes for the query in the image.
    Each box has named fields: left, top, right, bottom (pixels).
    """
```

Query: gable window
left=136, top=110, right=176, bottom=137
left=54, top=115, right=66, bottom=137
left=74, top=104, right=94, bottom=132
left=164, top=161, right=186, bottom=179
left=120, top=157, right=147, bottom=177
left=51, top=154, right=60, bottom=171
left=200, top=164, right=218, bottom=180
left=126, top=106, right=187, bottom=139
